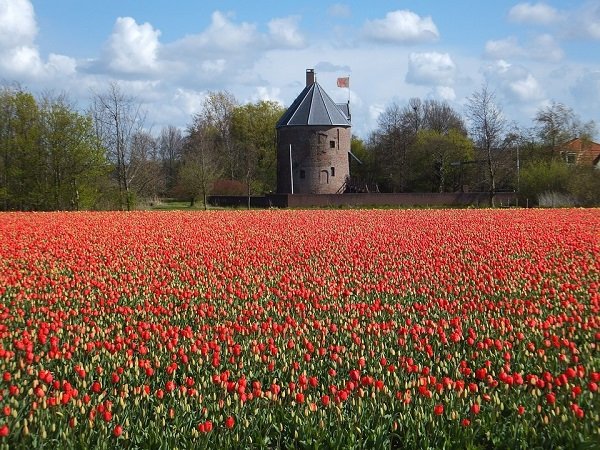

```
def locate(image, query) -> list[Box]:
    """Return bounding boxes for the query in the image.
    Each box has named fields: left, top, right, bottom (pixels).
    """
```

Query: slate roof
left=276, top=82, right=351, bottom=128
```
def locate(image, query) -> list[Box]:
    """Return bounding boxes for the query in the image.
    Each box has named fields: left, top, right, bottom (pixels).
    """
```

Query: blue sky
left=2, top=1, right=599, bottom=138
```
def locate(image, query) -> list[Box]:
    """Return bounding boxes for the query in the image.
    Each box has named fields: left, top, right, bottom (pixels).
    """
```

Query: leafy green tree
left=566, top=166, right=600, bottom=206
left=231, top=100, right=285, bottom=195
left=410, top=129, right=473, bottom=192
left=40, top=93, right=108, bottom=210
left=0, top=84, right=18, bottom=208
left=519, top=160, right=571, bottom=204
left=4, top=90, right=42, bottom=209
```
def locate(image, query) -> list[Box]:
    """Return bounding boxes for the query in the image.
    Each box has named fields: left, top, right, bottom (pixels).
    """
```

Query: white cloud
left=571, top=70, right=600, bottom=114
left=363, top=10, right=439, bottom=44
left=104, top=17, right=161, bottom=74
left=508, top=2, right=560, bottom=25
left=529, top=34, right=564, bottom=61
left=268, top=16, right=305, bottom=48
left=0, top=0, right=77, bottom=80
left=485, top=34, right=563, bottom=62
left=184, top=11, right=259, bottom=53
left=314, top=61, right=351, bottom=73
left=250, top=86, right=283, bottom=105
left=434, top=86, right=456, bottom=102
left=568, top=1, right=600, bottom=40
left=0, top=0, right=41, bottom=76
left=328, top=4, right=351, bottom=18
left=406, top=52, right=456, bottom=86
left=0, top=0, right=37, bottom=48
left=47, top=53, right=77, bottom=76
left=200, top=59, right=226, bottom=75
left=173, top=88, right=207, bottom=116
left=0, top=45, right=42, bottom=75
left=485, top=37, right=525, bottom=59
left=483, top=60, right=545, bottom=103
left=509, top=73, right=545, bottom=102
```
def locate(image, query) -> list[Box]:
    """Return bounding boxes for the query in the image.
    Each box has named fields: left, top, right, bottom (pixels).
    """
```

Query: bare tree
left=370, top=102, right=417, bottom=191
left=199, top=91, right=238, bottom=179
left=91, top=82, right=146, bottom=210
left=465, top=85, right=507, bottom=207
left=157, top=125, right=184, bottom=192
left=129, top=131, right=164, bottom=201
left=422, top=99, right=467, bottom=135
left=181, top=115, right=222, bottom=208
left=534, top=101, right=596, bottom=158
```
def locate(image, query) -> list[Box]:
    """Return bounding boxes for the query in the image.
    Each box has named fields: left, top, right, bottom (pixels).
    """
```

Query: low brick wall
left=208, top=192, right=519, bottom=208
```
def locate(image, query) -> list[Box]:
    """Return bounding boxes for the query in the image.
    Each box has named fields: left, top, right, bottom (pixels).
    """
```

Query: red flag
left=337, top=77, right=349, bottom=88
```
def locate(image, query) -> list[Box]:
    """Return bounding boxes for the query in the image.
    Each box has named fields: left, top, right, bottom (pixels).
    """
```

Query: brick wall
left=208, top=192, right=519, bottom=208
left=277, top=126, right=351, bottom=194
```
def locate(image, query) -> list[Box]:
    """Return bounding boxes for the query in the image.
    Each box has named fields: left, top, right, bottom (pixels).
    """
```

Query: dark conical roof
left=276, top=82, right=351, bottom=128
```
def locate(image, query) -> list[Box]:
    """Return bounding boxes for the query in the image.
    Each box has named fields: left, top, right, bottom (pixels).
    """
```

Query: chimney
left=306, top=69, right=315, bottom=86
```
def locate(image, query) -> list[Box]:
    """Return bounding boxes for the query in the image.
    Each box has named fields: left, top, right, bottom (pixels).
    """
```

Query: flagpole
left=347, top=74, right=350, bottom=104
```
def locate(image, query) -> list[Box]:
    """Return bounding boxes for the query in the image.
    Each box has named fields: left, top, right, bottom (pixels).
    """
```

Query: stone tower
left=276, top=69, right=351, bottom=194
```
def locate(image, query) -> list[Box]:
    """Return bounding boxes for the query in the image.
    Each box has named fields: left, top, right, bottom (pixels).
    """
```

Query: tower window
left=329, top=140, right=336, bottom=149
left=300, top=170, right=306, bottom=179
left=331, top=167, right=335, bottom=177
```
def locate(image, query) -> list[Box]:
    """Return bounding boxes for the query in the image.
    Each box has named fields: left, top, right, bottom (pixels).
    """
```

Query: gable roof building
left=561, top=138, right=600, bottom=167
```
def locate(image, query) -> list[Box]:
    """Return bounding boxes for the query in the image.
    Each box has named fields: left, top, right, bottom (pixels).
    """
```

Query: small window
left=331, top=167, right=335, bottom=177
left=300, top=170, right=306, bottom=179
left=565, top=152, right=576, bottom=164
left=329, top=140, right=336, bottom=149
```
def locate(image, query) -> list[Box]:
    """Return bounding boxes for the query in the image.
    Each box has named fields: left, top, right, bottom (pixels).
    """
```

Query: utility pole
left=516, top=142, right=520, bottom=193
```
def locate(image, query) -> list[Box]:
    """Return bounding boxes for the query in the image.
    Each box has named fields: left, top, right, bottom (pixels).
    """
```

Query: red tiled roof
left=562, top=138, right=600, bottom=166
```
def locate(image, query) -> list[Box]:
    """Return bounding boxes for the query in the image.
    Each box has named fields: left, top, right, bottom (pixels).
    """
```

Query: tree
left=465, top=85, right=507, bottom=206
left=128, top=131, right=164, bottom=202
left=368, top=102, right=416, bottom=192
left=0, top=85, right=108, bottom=210
left=520, top=160, right=571, bottom=205
left=157, top=125, right=184, bottom=193
left=0, top=88, right=43, bottom=209
left=534, top=101, right=596, bottom=159
left=368, top=97, right=470, bottom=193
left=422, top=99, right=466, bottom=135
left=198, top=91, right=238, bottom=180
left=180, top=115, right=222, bottom=208
left=0, top=84, right=18, bottom=209
left=39, top=93, right=108, bottom=210
left=411, top=129, right=473, bottom=192
left=230, top=100, right=285, bottom=198
left=91, top=82, right=146, bottom=210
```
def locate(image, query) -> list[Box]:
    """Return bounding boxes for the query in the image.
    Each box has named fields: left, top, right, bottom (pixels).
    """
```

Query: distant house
left=560, top=138, right=600, bottom=168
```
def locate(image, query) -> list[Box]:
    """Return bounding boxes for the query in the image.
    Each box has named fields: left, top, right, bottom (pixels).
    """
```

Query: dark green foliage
left=0, top=86, right=108, bottom=211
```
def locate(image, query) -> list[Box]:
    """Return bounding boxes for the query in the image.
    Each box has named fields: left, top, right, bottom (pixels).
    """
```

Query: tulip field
left=0, top=209, right=599, bottom=449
